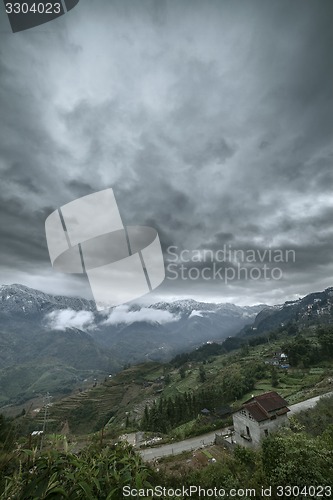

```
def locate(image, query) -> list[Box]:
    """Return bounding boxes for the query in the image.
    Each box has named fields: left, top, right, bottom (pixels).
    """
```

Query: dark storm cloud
left=0, top=196, right=53, bottom=267
left=0, top=0, right=332, bottom=305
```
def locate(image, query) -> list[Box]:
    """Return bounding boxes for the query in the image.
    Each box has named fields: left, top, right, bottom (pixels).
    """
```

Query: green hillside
left=26, top=323, right=333, bottom=437
left=1, top=323, right=333, bottom=500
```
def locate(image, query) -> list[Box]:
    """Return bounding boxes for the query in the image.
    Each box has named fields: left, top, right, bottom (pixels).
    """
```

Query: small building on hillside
left=200, top=408, right=211, bottom=417
left=215, top=405, right=232, bottom=419
left=233, top=391, right=290, bottom=448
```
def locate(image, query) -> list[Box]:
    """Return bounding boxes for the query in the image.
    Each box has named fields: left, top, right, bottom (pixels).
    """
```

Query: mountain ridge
left=1, top=283, right=332, bottom=408
left=0, top=283, right=266, bottom=406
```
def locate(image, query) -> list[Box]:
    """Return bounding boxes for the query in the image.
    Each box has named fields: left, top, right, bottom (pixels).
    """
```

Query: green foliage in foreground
left=1, top=398, right=333, bottom=499
left=1, top=430, right=333, bottom=500
left=157, top=397, right=333, bottom=499
left=292, top=393, right=333, bottom=436
left=0, top=444, right=151, bottom=500
left=159, top=431, right=333, bottom=500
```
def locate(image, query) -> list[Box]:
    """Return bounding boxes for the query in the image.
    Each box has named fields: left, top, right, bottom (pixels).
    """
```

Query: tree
left=141, top=405, right=149, bottom=430
left=198, top=365, right=206, bottom=383
left=283, top=336, right=318, bottom=367
left=262, top=431, right=333, bottom=487
left=270, top=367, right=279, bottom=387
left=241, top=344, right=250, bottom=356
left=179, top=366, right=186, bottom=379
left=317, top=327, right=333, bottom=358
left=294, top=395, right=333, bottom=436
left=0, top=415, right=15, bottom=451
left=287, top=324, right=298, bottom=336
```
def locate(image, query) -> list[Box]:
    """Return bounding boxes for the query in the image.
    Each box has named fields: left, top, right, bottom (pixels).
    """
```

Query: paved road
left=139, top=427, right=229, bottom=461
left=288, top=391, right=333, bottom=416
left=139, top=391, right=333, bottom=461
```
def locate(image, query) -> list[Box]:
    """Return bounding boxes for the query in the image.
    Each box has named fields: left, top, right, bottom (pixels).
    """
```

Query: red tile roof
left=245, top=402, right=268, bottom=422
left=243, top=391, right=289, bottom=412
left=239, top=391, right=290, bottom=422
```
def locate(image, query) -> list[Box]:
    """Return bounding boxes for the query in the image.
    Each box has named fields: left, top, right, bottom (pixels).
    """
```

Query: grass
left=310, top=368, right=325, bottom=374
left=169, top=416, right=231, bottom=441
left=163, top=371, right=201, bottom=398
left=237, top=366, right=331, bottom=407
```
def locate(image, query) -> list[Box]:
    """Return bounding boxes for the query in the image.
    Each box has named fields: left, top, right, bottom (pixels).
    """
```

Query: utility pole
left=40, top=392, right=52, bottom=451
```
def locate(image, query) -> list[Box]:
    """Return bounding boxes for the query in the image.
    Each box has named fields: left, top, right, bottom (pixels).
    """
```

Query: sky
left=0, top=0, right=332, bottom=306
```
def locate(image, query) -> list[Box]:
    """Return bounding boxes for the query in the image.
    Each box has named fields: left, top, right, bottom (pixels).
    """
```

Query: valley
left=1, top=284, right=333, bottom=499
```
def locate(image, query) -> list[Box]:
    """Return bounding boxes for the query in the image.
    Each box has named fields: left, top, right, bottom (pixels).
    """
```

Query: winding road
left=139, top=391, right=333, bottom=461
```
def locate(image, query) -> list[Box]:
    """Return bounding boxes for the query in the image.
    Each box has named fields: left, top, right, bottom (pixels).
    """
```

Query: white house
left=233, top=391, right=290, bottom=448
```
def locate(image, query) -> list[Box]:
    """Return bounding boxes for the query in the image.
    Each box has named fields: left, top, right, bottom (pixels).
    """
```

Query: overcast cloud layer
left=0, top=0, right=332, bottom=306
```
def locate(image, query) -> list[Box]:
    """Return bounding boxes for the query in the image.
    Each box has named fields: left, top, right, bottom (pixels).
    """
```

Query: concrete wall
left=233, top=409, right=289, bottom=448
left=215, top=434, right=235, bottom=450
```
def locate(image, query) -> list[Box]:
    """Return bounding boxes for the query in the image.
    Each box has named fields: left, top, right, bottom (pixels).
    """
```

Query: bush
left=0, top=444, right=152, bottom=499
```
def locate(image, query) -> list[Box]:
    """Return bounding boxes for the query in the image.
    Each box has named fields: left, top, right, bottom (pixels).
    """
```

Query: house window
left=246, top=426, right=251, bottom=437
left=264, top=429, right=269, bottom=437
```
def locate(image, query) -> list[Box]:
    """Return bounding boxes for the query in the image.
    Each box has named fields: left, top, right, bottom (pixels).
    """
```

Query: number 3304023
left=5, top=3, right=62, bottom=14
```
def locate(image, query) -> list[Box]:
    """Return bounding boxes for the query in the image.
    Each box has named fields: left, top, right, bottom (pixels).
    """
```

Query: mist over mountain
left=1, top=283, right=332, bottom=407
left=0, top=284, right=264, bottom=406
left=0, top=284, right=264, bottom=360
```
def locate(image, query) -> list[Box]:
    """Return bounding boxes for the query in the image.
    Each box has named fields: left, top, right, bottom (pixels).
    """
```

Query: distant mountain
left=1, top=283, right=332, bottom=408
left=0, top=284, right=95, bottom=317
left=91, top=299, right=265, bottom=363
left=239, top=287, right=333, bottom=337
left=0, top=284, right=264, bottom=363
left=0, top=285, right=115, bottom=407
left=0, top=284, right=265, bottom=406
left=150, top=298, right=263, bottom=317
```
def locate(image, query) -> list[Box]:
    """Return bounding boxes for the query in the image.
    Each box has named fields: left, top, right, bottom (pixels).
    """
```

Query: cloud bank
left=46, top=309, right=95, bottom=331
left=0, top=0, right=332, bottom=306
left=102, top=305, right=179, bottom=325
